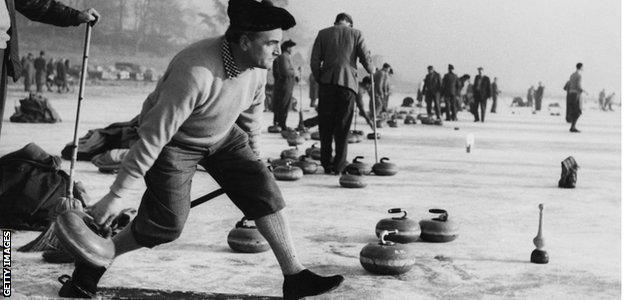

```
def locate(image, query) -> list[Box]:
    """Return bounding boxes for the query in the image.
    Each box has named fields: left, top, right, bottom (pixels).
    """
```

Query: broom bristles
left=18, top=194, right=84, bottom=252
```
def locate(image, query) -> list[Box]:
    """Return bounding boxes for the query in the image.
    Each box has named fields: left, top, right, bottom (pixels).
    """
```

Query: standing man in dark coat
left=34, top=50, right=46, bottom=93
left=441, top=64, right=459, bottom=121
left=472, top=67, right=491, bottom=122
left=565, top=63, right=584, bottom=132
left=490, top=77, right=500, bottom=113
left=45, top=57, right=55, bottom=91
left=0, top=0, right=100, bottom=141
left=422, top=65, right=442, bottom=120
left=527, top=85, right=535, bottom=108
left=534, top=82, right=545, bottom=111
left=272, top=39, right=296, bottom=130
left=310, top=12, right=373, bottom=174
left=22, top=52, right=34, bottom=91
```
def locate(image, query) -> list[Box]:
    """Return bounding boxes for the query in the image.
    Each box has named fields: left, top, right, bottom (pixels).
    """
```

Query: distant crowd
left=21, top=51, right=72, bottom=94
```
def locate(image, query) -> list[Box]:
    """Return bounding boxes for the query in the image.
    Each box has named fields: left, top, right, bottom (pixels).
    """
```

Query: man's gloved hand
left=78, top=8, right=101, bottom=25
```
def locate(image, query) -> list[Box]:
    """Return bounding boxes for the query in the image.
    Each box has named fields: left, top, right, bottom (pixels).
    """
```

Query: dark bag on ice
left=558, top=156, right=578, bottom=189
left=0, top=143, right=87, bottom=230
left=10, top=93, right=61, bottom=123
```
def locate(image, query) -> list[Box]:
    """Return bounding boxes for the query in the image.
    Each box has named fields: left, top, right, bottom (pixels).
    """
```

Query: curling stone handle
left=379, top=229, right=398, bottom=245
left=344, top=165, right=361, bottom=175
left=388, top=208, right=407, bottom=219
left=236, top=217, right=254, bottom=228
left=353, top=156, right=364, bottom=163
left=380, top=157, right=390, bottom=163
left=429, top=208, right=448, bottom=221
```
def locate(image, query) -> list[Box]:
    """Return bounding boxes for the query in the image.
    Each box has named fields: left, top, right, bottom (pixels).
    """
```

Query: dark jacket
left=310, top=25, right=373, bottom=94
left=422, top=71, right=441, bottom=96
left=5, top=0, right=83, bottom=81
left=272, top=52, right=295, bottom=91
left=441, top=71, right=459, bottom=97
left=472, top=75, right=491, bottom=99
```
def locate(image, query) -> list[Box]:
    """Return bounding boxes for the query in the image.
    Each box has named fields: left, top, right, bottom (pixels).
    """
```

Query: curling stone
left=419, top=209, right=458, bottom=243
left=287, top=134, right=306, bottom=146
left=404, top=115, right=417, bottom=125
left=367, top=132, right=381, bottom=140
left=280, top=147, right=300, bottom=160
left=267, top=157, right=295, bottom=168
left=272, top=162, right=304, bottom=181
left=305, top=143, right=321, bottom=160
left=530, top=204, right=549, bottom=264
left=359, top=230, right=415, bottom=275
left=54, top=210, right=115, bottom=268
left=227, top=217, right=270, bottom=253
left=387, top=119, right=398, bottom=128
left=268, top=124, right=282, bottom=133
left=347, top=156, right=371, bottom=175
left=281, top=128, right=298, bottom=139
left=375, top=208, right=419, bottom=243
left=347, top=131, right=361, bottom=143
left=297, top=128, right=312, bottom=140
left=311, top=131, right=320, bottom=140
left=375, top=119, right=384, bottom=128
left=372, top=157, right=398, bottom=176
left=292, top=155, right=319, bottom=174
left=339, top=166, right=367, bottom=188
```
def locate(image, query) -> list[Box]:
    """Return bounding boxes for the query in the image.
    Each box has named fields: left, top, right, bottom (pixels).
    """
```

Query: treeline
left=17, top=0, right=237, bottom=56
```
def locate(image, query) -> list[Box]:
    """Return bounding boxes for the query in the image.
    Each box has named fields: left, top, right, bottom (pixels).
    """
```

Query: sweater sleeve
left=16, top=0, right=83, bottom=27
left=236, top=77, right=265, bottom=156
left=110, top=63, right=205, bottom=198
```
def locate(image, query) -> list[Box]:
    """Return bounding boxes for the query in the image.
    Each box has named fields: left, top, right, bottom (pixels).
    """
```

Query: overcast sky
left=282, top=0, right=620, bottom=95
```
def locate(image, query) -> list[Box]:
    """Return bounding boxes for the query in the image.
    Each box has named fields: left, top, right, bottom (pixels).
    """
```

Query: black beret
left=448, top=64, right=454, bottom=70
left=228, top=0, right=296, bottom=32
left=427, top=65, right=433, bottom=70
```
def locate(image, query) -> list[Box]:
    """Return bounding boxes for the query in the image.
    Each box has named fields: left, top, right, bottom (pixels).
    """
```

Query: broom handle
left=190, top=188, right=226, bottom=208
left=67, top=24, right=92, bottom=198
left=370, top=70, right=379, bottom=163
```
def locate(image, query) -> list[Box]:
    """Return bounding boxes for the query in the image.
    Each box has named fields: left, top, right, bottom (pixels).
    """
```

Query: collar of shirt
left=221, top=38, right=241, bottom=79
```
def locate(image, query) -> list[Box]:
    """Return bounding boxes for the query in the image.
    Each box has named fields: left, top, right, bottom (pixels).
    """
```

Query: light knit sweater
left=110, top=36, right=266, bottom=198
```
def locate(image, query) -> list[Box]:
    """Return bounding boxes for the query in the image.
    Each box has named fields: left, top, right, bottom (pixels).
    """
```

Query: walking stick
left=370, top=72, right=379, bottom=163
left=67, top=23, right=93, bottom=199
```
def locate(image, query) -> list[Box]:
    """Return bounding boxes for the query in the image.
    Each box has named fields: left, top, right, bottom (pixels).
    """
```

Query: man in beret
left=0, top=0, right=99, bottom=141
left=310, top=12, right=373, bottom=175
left=472, top=67, right=491, bottom=122
left=441, top=64, right=460, bottom=121
left=422, top=65, right=442, bottom=120
left=57, top=0, right=344, bottom=299
left=272, top=39, right=296, bottom=130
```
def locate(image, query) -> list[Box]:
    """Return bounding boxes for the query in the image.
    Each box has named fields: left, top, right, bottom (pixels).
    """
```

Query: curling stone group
left=265, top=125, right=399, bottom=187
left=360, top=208, right=459, bottom=275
